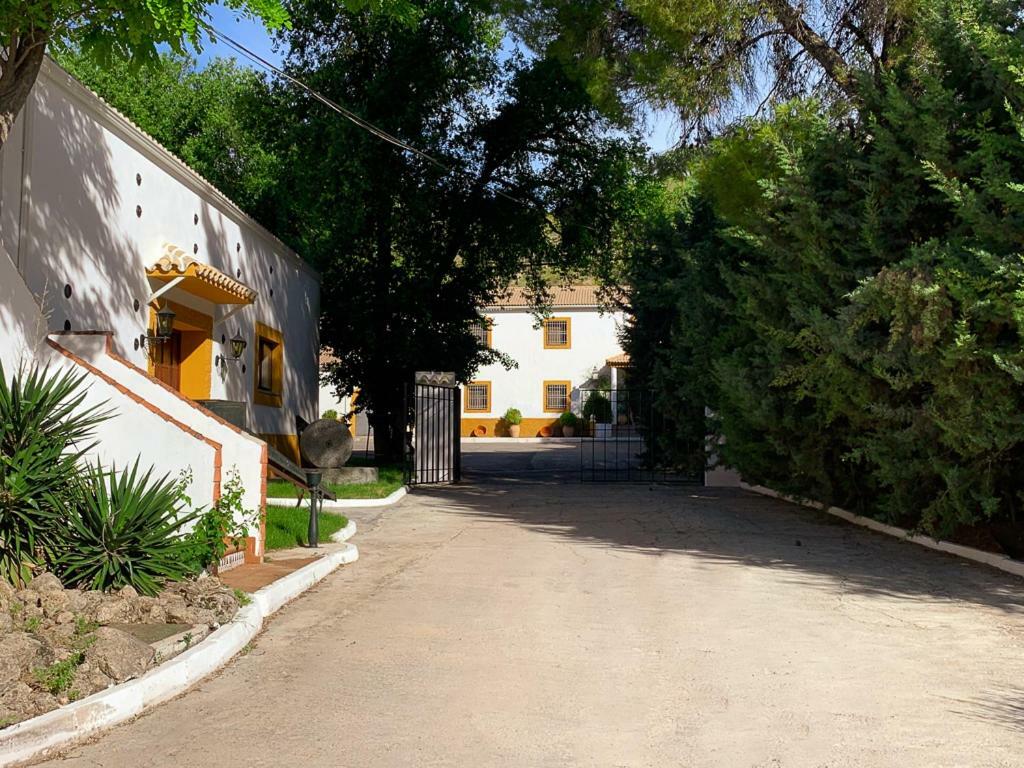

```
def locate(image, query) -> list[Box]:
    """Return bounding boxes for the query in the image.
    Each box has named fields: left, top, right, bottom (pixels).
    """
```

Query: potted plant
left=503, top=407, right=523, bottom=438
left=558, top=411, right=579, bottom=438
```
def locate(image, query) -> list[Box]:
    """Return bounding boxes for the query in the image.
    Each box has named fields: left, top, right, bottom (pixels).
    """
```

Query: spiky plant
left=52, top=461, right=197, bottom=596
left=0, top=361, right=110, bottom=584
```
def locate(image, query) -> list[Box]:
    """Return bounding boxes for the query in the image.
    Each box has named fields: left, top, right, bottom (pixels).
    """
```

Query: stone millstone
left=300, top=418, right=354, bottom=468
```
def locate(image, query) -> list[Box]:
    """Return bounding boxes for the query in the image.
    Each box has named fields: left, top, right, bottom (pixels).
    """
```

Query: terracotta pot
left=472, top=425, right=488, bottom=437
left=617, top=414, right=629, bottom=425
left=562, top=425, right=575, bottom=438
left=508, top=424, right=521, bottom=438
left=539, top=425, right=553, bottom=437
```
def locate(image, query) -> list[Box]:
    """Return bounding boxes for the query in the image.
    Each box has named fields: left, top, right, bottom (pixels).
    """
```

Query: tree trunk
left=761, top=0, right=856, bottom=96
left=0, top=31, right=49, bottom=151
left=369, top=384, right=408, bottom=465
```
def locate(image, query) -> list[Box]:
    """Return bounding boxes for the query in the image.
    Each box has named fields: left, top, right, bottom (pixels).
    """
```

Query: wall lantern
left=216, top=331, right=248, bottom=370
left=145, top=304, right=176, bottom=347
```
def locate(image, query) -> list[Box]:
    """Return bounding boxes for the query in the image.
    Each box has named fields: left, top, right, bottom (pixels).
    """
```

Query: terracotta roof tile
left=485, top=285, right=622, bottom=310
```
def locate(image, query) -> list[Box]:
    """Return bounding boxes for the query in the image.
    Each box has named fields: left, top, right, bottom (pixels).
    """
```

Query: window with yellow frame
left=464, top=381, right=491, bottom=413
left=542, top=317, right=571, bottom=349
left=543, top=380, right=571, bottom=413
left=253, top=321, right=284, bottom=407
left=470, top=318, right=493, bottom=348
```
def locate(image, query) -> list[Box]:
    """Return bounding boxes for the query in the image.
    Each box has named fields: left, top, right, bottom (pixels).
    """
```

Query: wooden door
left=153, top=330, right=182, bottom=391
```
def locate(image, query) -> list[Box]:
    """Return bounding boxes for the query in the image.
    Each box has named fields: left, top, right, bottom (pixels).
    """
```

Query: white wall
left=0, top=60, right=320, bottom=436
left=469, top=308, right=625, bottom=419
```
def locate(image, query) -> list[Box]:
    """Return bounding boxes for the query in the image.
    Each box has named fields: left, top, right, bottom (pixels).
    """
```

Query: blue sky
left=197, top=3, right=679, bottom=153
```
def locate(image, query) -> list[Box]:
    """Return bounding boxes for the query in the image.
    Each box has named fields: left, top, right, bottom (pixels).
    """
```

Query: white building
left=0, top=59, right=321, bottom=559
left=461, top=285, right=628, bottom=437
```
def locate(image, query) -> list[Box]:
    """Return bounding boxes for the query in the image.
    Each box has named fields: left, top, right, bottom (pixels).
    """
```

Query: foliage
left=266, top=464, right=404, bottom=500
left=321, top=409, right=339, bottom=421
left=182, top=469, right=256, bottom=573
left=502, top=407, right=523, bottom=425
left=265, top=506, right=347, bottom=550
left=621, top=0, right=1024, bottom=538
left=33, top=651, right=84, bottom=697
left=268, top=0, right=652, bottom=460
left=51, top=461, right=198, bottom=596
left=581, top=391, right=612, bottom=424
left=0, top=363, right=110, bottom=584
left=558, top=411, right=579, bottom=428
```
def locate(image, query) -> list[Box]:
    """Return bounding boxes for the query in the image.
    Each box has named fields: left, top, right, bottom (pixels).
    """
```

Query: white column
left=610, top=366, right=618, bottom=430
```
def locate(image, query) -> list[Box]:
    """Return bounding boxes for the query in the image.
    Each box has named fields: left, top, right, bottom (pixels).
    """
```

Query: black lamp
left=216, top=330, right=248, bottom=370
left=155, top=304, right=176, bottom=339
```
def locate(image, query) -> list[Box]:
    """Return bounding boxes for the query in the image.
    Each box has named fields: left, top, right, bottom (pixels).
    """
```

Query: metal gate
left=404, top=372, right=461, bottom=485
left=578, top=388, right=702, bottom=484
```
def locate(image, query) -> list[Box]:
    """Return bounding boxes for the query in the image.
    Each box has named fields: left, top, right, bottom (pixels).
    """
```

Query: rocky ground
left=0, top=573, right=241, bottom=728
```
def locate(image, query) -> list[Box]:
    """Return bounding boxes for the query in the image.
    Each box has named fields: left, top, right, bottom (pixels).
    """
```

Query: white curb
left=741, top=482, right=1024, bottom=579
left=0, top=544, right=359, bottom=767
left=330, top=519, right=358, bottom=543
left=320, top=485, right=407, bottom=510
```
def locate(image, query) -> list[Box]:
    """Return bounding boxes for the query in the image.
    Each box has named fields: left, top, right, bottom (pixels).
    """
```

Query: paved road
left=35, top=471, right=1024, bottom=767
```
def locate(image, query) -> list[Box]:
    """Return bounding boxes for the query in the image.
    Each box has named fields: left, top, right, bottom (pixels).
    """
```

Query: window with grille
left=465, top=382, right=491, bottom=413
left=543, top=381, right=570, bottom=413
left=253, top=321, right=283, bottom=407
left=543, top=318, right=571, bottom=348
left=471, top=319, right=491, bottom=348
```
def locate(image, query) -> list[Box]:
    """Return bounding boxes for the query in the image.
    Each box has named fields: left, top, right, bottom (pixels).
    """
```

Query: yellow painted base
left=260, top=433, right=301, bottom=464
left=460, top=417, right=560, bottom=438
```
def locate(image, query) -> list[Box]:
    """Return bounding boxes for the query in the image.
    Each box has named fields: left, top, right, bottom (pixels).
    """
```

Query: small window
left=465, top=381, right=491, bottom=413
left=471, top=319, right=492, bottom=348
left=543, top=318, right=571, bottom=349
left=543, top=381, right=571, bottom=413
left=253, top=322, right=284, bottom=407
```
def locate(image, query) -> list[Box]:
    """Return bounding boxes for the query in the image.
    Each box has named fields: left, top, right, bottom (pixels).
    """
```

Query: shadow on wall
left=410, top=483, right=1024, bottom=614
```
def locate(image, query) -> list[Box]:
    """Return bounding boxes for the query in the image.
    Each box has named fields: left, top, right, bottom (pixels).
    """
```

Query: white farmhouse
left=461, top=285, right=629, bottom=437
left=0, top=59, right=321, bottom=560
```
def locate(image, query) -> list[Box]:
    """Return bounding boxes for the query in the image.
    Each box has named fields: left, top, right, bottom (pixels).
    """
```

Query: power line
left=201, top=21, right=540, bottom=211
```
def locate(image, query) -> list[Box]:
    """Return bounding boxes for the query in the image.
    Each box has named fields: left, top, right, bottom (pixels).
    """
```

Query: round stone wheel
left=300, top=418, right=354, bottom=468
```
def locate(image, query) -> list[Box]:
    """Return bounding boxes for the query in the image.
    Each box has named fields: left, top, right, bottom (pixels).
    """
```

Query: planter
left=562, top=426, right=576, bottom=438
left=471, top=425, right=488, bottom=437
left=539, top=425, right=553, bottom=437
left=508, top=424, right=521, bottom=438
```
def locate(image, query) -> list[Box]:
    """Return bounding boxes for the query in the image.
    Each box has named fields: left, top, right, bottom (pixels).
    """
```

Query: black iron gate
left=404, top=372, right=461, bottom=485
left=578, top=388, right=702, bottom=484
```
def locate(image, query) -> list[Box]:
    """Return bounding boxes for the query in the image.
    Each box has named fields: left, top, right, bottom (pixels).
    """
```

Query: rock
left=147, top=604, right=168, bottom=624
left=95, top=598, right=133, bottom=625
left=71, top=661, right=114, bottom=699
left=157, top=593, right=195, bottom=625
left=300, top=418, right=354, bottom=468
left=118, top=585, right=138, bottom=600
left=38, top=589, right=71, bottom=619
left=0, top=579, right=15, bottom=611
left=0, top=612, right=12, bottom=634
left=27, top=573, right=64, bottom=593
left=85, top=627, right=154, bottom=682
left=0, top=682, right=58, bottom=720
left=54, top=611, right=76, bottom=626
left=0, top=633, right=45, bottom=687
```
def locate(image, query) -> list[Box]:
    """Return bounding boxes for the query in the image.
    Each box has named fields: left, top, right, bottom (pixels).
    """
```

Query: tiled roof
left=606, top=352, right=631, bottom=367
left=484, top=285, right=621, bottom=310
left=148, top=244, right=257, bottom=304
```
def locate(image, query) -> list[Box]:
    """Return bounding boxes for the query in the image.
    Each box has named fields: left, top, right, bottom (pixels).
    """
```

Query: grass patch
left=265, top=506, right=349, bottom=550
left=266, top=464, right=404, bottom=501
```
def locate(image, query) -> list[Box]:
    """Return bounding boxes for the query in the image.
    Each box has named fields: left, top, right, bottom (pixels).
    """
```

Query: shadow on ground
left=410, top=479, right=1024, bottom=615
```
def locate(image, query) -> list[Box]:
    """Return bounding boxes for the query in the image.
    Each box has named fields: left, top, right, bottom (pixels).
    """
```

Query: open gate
left=404, top=371, right=461, bottom=485
left=579, top=388, right=703, bottom=484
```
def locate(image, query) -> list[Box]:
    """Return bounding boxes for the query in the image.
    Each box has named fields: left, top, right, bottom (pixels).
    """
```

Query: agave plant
left=52, top=461, right=198, bottom=596
left=0, top=361, right=110, bottom=584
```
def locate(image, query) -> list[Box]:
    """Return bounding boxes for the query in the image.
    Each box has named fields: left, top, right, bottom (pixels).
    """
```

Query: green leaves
left=0, top=362, right=111, bottom=584
left=51, top=461, right=197, bottom=597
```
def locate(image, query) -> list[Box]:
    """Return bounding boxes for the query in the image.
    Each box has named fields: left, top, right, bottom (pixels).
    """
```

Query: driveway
left=33, top=477, right=1024, bottom=767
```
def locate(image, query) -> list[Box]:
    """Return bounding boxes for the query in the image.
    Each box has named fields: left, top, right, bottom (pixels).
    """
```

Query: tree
left=0, top=1, right=290, bottom=149
left=268, top=0, right=651, bottom=460
left=505, top=0, right=917, bottom=135
left=58, top=50, right=280, bottom=218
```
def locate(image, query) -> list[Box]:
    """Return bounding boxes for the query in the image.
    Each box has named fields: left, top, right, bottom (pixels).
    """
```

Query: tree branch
left=761, top=0, right=856, bottom=96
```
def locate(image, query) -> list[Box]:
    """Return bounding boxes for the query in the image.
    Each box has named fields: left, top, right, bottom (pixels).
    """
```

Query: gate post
left=452, top=386, right=462, bottom=483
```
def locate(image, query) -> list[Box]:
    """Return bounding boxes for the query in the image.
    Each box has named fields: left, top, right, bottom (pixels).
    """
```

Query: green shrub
left=181, top=469, right=255, bottom=573
left=558, top=411, right=579, bottom=428
left=581, top=392, right=612, bottom=424
left=52, top=461, right=197, bottom=596
left=502, top=407, right=522, bottom=425
left=0, top=363, right=110, bottom=584
left=321, top=409, right=339, bottom=420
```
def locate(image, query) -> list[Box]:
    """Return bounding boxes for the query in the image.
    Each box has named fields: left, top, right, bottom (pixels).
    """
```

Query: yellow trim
left=253, top=321, right=284, bottom=408
left=146, top=300, right=213, bottom=399
left=542, top=380, right=571, bottom=413
left=260, top=433, right=300, bottom=464
left=464, top=381, right=492, bottom=413
left=542, top=317, right=571, bottom=349
left=148, top=245, right=256, bottom=305
left=461, top=417, right=557, bottom=437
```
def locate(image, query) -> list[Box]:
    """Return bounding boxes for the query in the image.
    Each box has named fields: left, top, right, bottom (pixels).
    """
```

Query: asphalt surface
left=31, top=447, right=1024, bottom=767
